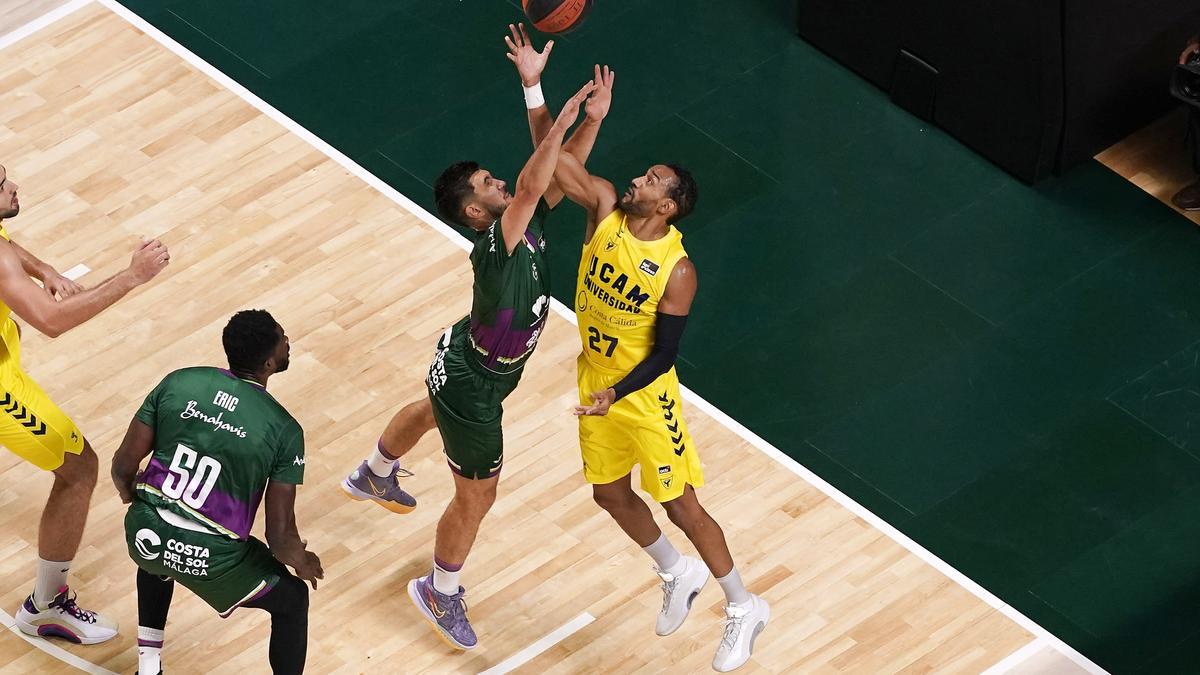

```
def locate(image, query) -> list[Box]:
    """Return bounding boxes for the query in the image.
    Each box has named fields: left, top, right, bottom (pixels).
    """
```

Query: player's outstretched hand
left=552, top=80, right=596, bottom=134
left=129, top=238, right=170, bottom=284
left=293, top=549, right=324, bottom=590
left=574, top=387, right=616, bottom=416
left=505, top=22, right=553, bottom=86
left=585, top=64, right=615, bottom=123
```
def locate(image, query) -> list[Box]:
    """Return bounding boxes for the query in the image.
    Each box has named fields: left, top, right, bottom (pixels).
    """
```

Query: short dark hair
left=223, top=309, right=280, bottom=374
left=434, top=161, right=480, bottom=228
left=664, top=164, right=698, bottom=224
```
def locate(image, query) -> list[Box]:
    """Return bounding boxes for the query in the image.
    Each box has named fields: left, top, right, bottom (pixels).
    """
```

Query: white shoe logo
left=134, top=528, right=161, bottom=560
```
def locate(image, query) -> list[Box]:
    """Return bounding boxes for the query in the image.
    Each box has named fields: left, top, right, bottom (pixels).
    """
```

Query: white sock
left=432, top=558, right=462, bottom=596
left=716, top=566, right=752, bottom=606
left=366, top=439, right=397, bottom=478
left=34, top=557, right=70, bottom=609
left=642, top=532, right=684, bottom=575
left=137, top=626, right=164, bottom=674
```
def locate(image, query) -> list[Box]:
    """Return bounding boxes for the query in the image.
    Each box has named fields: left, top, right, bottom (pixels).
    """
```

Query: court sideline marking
left=0, top=0, right=91, bottom=51
left=981, top=636, right=1053, bottom=675
left=0, top=1, right=1105, bottom=672
left=478, top=612, right=595, bottom=675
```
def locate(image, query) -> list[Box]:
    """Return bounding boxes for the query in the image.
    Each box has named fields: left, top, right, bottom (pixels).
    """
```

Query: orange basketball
left=522, top=0, right=594, bottom=34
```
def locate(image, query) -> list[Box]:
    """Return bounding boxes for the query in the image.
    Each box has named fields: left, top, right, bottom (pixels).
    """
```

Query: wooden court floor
left=0, top=5, right=1044, bottom=673
left=1097, top=106, right=1200, bottom=228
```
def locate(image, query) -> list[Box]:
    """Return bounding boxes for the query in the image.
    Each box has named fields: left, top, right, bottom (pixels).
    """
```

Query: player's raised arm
left=562, top=64, right=615, bottom=169
left=111, top=418, right=155, bottom=504
left=554, top=152, right=618, bottom=241
left=505, top=23, right=565, bottom=207
left=575, top=258, right=697, bottom=416
left=265, top=481, right=324, bottom=589
left=501, top=79, right=594, bottom=254
left=0, top=238, right=168, bottom=338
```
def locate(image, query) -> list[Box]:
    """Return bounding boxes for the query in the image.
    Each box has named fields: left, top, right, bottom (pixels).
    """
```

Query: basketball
left=522, top=0, right=594, bottom=34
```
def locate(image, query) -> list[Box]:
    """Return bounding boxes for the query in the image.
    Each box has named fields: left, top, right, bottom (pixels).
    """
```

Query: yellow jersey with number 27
left=575, top=209, right=688, bottom=374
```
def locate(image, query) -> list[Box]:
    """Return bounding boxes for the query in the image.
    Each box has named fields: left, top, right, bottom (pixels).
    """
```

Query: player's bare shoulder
left=661, top=257, right=697, bottom=314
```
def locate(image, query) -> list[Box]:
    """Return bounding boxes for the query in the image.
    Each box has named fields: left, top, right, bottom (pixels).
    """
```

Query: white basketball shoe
left=655, top=555, right=710, bottom=636
left=712, top=594, right=770, bottom=672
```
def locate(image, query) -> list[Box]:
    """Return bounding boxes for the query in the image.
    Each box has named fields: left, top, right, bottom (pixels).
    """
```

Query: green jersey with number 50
left=133, top=367, right=304, bottom=540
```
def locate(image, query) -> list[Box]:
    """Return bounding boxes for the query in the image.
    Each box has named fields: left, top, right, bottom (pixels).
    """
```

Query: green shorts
left=124, top=500, right=284, bottom=617
left=425, top=321, right=520, bottom=479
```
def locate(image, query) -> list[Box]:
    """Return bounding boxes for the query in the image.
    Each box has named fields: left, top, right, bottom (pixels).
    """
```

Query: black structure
left=797, top=1, right=1200, bottom=183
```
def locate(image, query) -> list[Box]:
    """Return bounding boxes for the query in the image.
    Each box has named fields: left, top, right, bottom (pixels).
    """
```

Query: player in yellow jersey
left=552, top=79, right=768, bottom=671
left=0, top=164, right=170, bottom=644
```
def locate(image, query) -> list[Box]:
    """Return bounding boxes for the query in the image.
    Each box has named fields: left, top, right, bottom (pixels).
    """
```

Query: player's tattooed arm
left=553, top=152, right=618, bottom=244
left=0, top=238, right=168, bottom=338
left=505, top=22, right=565, bottom=207
left=8, top=239, right=82, bottom=299
left=111, top=418, right=155, bottom=504
left=265, top=481, right=324, bottom=589
left=503, top=79, right=595, bottom=253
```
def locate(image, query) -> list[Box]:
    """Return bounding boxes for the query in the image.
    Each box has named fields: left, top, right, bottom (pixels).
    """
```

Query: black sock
left=136, top=569, right=174, bottom=631
left=244, top=573, right=309, bottom=675
left=136, top=569, right=174, bottom=675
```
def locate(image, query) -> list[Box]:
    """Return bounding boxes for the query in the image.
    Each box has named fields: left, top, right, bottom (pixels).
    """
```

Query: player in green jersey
left=111, top=310, right=323, bottom=675
left=339, top=29, right=610, bottom=651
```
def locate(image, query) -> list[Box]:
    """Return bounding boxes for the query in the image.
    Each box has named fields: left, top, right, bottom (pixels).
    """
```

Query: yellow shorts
left=0, top=320, right=83, bottom=471
left=576, top=354, right=704, bottom=503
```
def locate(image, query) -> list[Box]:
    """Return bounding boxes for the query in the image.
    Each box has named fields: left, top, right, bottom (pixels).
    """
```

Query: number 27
left=587, top=327, right=618, bottom=357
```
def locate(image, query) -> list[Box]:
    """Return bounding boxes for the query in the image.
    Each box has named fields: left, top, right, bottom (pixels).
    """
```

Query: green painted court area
left=114, top=0, right=1200, bottom=670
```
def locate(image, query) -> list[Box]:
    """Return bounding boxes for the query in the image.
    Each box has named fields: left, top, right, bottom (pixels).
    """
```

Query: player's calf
left=244, top=573, right=309, bottom=675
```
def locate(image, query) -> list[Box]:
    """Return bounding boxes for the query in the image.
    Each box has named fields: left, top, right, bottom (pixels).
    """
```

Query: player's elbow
left=20, top=304, right=68, bottom=338
left=31, top=315, right=64, bottom=338
left=39, top=315, right=70, bottom=338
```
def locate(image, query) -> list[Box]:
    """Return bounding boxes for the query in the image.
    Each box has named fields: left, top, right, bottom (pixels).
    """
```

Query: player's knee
left=592, top=484, right=636, bottom=513
left=272, top=574, right=310, bottom=616
left=56, top=441, right=98, bottom=489
left=454, top=480, right=497, bottom=518
left=662, top=493, right=706, bottom=533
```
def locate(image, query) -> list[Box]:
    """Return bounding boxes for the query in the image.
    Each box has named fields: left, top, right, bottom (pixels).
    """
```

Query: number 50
left=160, top=443, right=222, bottom=509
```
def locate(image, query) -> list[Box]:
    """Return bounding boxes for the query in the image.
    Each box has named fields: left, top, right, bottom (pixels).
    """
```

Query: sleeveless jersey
left=575, top=210, right=688, bottom=373
left=133, top=367, right=304, bottom=540
left=0, top=223, right=21, bottom=367
left=465, top=199, right=552, bottom=376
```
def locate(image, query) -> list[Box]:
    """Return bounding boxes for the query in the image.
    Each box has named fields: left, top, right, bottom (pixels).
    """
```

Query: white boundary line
left=477, top=612, right=595, bottom=675
left=0, top=0, right=92, bottom=51
left=61, top=263, right=91, bottom=281
left=981, top=636, right=1053, bottom=675
left=0, top=608, right=118, bottom=675
left=8, top=1, right=1109, bottom=673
